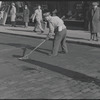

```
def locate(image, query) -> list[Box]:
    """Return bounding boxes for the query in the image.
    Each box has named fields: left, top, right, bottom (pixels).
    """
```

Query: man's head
left=92, top=2, right=99, bottom=8
left=37, top=5, right=41, bottom=9
left=25, top=5, right=28, bottom=9
left=12, top=3, right=15, bottom=7
left=43, top=12, right=51, bottom=21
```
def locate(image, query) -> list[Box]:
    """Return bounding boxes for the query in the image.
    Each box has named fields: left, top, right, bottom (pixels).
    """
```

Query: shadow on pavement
left=13, top=48, right=49, bottom=58
left=20, top=59, right=100, bottom=86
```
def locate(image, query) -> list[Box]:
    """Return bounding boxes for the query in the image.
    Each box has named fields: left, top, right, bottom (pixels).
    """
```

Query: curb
left=0, top=31, right=100, bottom=48
left=0, top=31, right=48, bottom=39
left=66, top=39, right=100, bottom=47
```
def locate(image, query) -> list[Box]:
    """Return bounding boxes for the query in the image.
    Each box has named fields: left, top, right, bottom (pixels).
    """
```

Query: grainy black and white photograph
left=0, top=0, right=100, bottom=99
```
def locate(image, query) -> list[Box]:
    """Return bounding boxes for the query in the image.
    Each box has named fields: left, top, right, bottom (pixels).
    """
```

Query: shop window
left=66, top=2, right=84, bottom=21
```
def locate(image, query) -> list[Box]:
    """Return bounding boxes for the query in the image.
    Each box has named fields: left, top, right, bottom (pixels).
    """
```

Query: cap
left=92, top=2, right=99, bottom=6
left=43, top=12, right=50, bottom=17
left=12, top=3, right=15, bottom=6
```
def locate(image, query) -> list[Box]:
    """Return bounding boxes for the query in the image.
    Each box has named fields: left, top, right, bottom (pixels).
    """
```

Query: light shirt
left=0, top=11, right=4, bottom=19
left=48, top=16, right=66, bottom=33
left=10, top=6, right=16, bottom=15
left=35, top=9, right=42, bottom=20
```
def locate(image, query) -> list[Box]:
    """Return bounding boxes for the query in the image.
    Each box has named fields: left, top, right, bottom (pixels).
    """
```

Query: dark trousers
left=34, top=20, right=44, bottom=31
left=52, top=28, right=68, bottom=55
left=90, top=32, right=98, bottom=40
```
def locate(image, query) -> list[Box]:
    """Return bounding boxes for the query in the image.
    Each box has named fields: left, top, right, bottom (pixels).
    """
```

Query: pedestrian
left=23, top=5, right=29, bottom=28
left=88, top=2, right=100, bottom=41
left=10, top=2, right=16, bottom=27
left=0, top=10, right=4, bottom=20
left=43, top=11, right=68, bottom=57
left=32, top=5, right=44, bottom=33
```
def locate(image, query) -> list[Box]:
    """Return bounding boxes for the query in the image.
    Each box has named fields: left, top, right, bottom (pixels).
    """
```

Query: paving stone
left=0, top=90, right=16, bottom=99
left=70, top=92, right=83, bottom=98
left=80, top=92, right=95, bottom=99
left=23, top=87, right=35, bottom=91
left=89, top=93, right=100, bottom=99
left=50, top=82, right=68, bottom=91
left=0, top=85, right=8, bottom=91
left=62, top=88, right=72, bottom=92
left=74, top=95, right=85, bottom=99
left=91, top=89, right=100, bottom=93
left=63, top=91, right=75, bottom=97
left=61, top=95, right=74, bottom=99
left=50, top=85, right=68, bottom=92
left=50, top=91, right=66, bottom=99
left=81, top=88, right=91, bottom=93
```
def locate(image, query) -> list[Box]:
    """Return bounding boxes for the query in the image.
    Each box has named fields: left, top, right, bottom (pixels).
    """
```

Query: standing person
left=0, top=10, right=4, bottom=20
left=23, top=5, right=29, bottom=28
left=43, top=12, right=68, bottom=57
left=10, top=3, right=16, bottom=27
left=2, top=5, right=10, bottom=26
left=88, top=2, right=100, bottom=41
left=32, top=5, right=44, bottom=33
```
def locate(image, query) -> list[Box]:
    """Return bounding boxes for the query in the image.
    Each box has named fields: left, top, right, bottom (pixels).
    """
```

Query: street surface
left=0, top=31, right=100, bottom=99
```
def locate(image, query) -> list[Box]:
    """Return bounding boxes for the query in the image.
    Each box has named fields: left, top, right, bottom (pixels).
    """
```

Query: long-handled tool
left=18, top=37, right=49, bottom=60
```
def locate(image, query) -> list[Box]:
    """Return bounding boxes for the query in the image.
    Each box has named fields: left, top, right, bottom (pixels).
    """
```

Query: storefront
left=45, top=1, right=91, bottom=29
left=64, top=1, right=90, bottom=29
left=0, top=1, right=95, bottom=29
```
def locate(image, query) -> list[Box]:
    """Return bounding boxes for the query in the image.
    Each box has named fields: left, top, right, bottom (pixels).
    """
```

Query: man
left=88, top=2, right=100, bottom=41
left=32, top=5, right=44, bottom=33
left=23, top=5, right=29, bottom=28
left=43, top=12, right=68, bottom=57
left=0, top=10, right=4, bottom=20
left=10, top=3, right=16, bottom=27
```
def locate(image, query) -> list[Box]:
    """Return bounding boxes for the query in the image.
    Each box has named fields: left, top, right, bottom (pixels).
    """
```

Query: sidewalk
left=0, top=24, right=100, bottom=47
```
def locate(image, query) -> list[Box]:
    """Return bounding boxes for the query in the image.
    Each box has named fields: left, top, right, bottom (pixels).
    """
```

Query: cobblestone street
left=0, top=30, right=100, bottom=99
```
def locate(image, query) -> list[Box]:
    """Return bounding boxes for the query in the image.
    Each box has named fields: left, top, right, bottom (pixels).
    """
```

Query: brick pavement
left=0, top=24, right=100, bottom=99
left=0, top=55, right=100, bottom=99
left=0, top=68, right=100, bottom=99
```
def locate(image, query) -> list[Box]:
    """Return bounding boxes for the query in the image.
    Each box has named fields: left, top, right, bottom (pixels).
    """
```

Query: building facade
left=0, top=1, right=99, bottom=29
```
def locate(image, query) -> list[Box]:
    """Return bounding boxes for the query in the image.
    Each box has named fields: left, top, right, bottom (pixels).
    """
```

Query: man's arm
left=31, top=10, right=36, bottom=22
left=46, top=22, right=54, bottom=39
left=99, top=7, right=100, bottom=21
left=14, top=7, right=16, bottom=14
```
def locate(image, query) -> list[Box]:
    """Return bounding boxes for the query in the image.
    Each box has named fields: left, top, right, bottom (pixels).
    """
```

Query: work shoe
left=48, top=53, right=57, bottom=57
left=18, top=56, right=29, bottom=60
left=33, top=30, right=37, bottom=32
left=60, top=50, right=68, bottom=54
left=41, top=30, right=44, bottom=33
